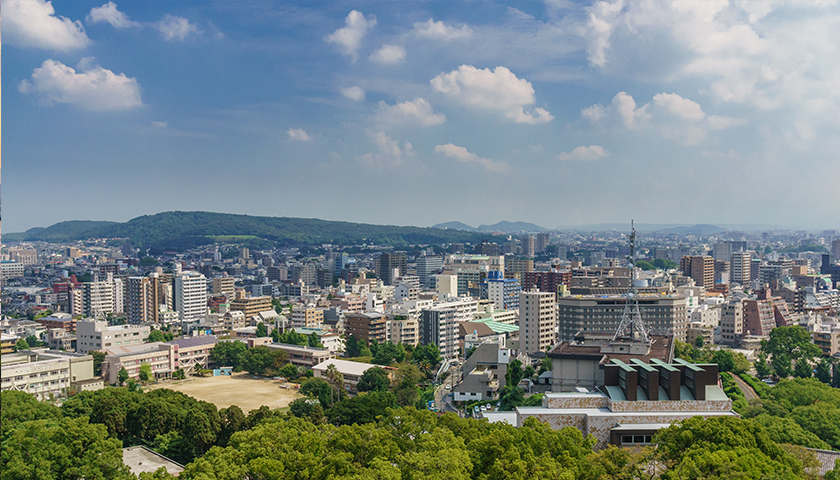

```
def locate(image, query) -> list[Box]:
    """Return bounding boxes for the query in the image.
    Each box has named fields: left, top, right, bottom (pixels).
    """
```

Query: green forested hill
left=5, top=211, right=488, bottom=249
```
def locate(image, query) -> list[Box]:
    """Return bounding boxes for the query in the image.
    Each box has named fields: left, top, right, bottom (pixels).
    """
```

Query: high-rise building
left=211, top=277, right=236, bottom=297
left=730, top=251, right=753, bottom=286
left=377, top=252, right=407, bottom=285
left=506, top=257, right=534, bottom=275
left=229, top=291, right=272, bottom=321
left=521, top=271, right=571, bottom=299
left=521, top=235, right=536, bottom=257
left=832, top=239, right=840, bottom=261
left=520, top=289, right=556, bottom=356
left=536, top=233, right=550, bottom=253
left=344, top=312, right=388, bottom=343
left=720, top=301, right=744, bottom=346
left=481, top=270, right=521, bottom=311
left=126, top=277, right=155, bottom=324
left=416, top=255, right=443, bottom=289
left=679, top=256, right=715, bottom=288
left=79, top=275, right=124, bottom=318
left=420, top=298, right=478, bottom=358
left=174, top=271, right=207, bottom=322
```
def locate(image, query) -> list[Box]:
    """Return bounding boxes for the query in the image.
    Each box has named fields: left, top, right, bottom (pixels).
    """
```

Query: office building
left=377, top=252, right=407, bottom=285
left=521, top=235, right=536, bottom=257
left=536, top=233, right=550, bottom=253
left=520, top=289, right=557, bottom=356
left=229, top=291, right=272, bottom=321
left=480, top=270, right=521, bottom=311
left=76, top=320, right=150, bottom=354
left=416, top=255, right=443, bottom=289
left=521, top=270, right=571, bottom=299
left=557, top=295, right=688, bottom=342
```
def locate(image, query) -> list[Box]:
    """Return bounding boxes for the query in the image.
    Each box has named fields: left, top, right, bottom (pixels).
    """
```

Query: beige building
left=520, top=290, right=557, bottom=356
left=312, top=358, right=393, bottom=392
left=267, top=343, right=335, bottom=368
left=720, top=301, right=744, bottom=346
left=103, top=343, right=175, bottom=384
left=212, top=277, right=236, bottom=297
left=1, top=350, right=102, bottom=400
left=389, top=316, right=419, bottom=346
left=291, top=305, right=324, bottom=329
left=76, top=320, right=150, bottom=354
left=230, top=292, right=273, bottom=321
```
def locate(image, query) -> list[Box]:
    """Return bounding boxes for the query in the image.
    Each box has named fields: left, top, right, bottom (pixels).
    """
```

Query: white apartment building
left=520, top=290, right=557, bottom=357
left=174, top=271, right=208, bottom=322
left=76, top=320, right=150, bottom=354
left=420, top=297, right=478, bottom=358
left=731, top=252, right=752, bottom=286
left=77, top=276, right=124, bottom=317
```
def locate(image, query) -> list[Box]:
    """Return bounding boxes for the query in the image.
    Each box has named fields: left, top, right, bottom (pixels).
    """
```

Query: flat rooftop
left=122, top=446, right=183, bottom=477
left=548, top=334, right=674, bottom=364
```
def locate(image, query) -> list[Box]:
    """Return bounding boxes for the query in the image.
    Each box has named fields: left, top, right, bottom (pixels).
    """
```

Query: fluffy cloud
left=326, top=10, right=376, bottom=60
left=582, top=91, right=741, bottom=145
left=376, top=98, right=446, bottom=127
left=435, top=144, right=508, bottom=172
left=155, top=14, right=200, bottom=41
left=86, top=2, right=139, bottom=28
left=19, top=58, right=142, bottom=111
left=413, top=19, right=473, bottom=40
left=341, top=86, right=366, bottom=101
left=152, top=121, right=167, bottom=128
left=359, top=131, right=414, bottom=168
left=369, top=44, right=406, bottom=64
left=287, top=128, right=312, bottom=141
left=557, top=145, right=609, bottom=162
left=5, top=0, right=91, bottom=51
left=430, top=65, right=553, bottom=124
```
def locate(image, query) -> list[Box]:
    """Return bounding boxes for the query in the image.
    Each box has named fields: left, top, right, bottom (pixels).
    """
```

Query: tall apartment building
left=731, top=252, right=753, bottom=285
left=211, top=277, right=236, bottom=297
left=481, top=270, right=521, bottom=311
left=743, top=288, right=790, bottom=337
left=521, top=270, right=571, bottom=299
left=536, top=233, right=550, bottom=253
left=174, top=271, right=208, bottom=322
left=506, top=257, right=535, bottom=275
left=389, top=317, right=419, bottom=346
left=345, top=312, right=389, bottom=343
left=378, top=252, right=407, bottom=285
left=679, top=256, right=715, bottom=288
left=79, top=276, right=124, bottom=318
left=520, top=290, right=556, bottom=357
left=420, top=298, right=478, bottom=358
left=521, top=235, right=536, bottom=257
left=719, top=301, right=744, bottom=346
left=76, top=320, right=150, bottom=354
left=556, top=295, right=688, bottom=342
left=126, top=277, right=156, bottom=324
left=416, top=255, right=443, bottom=289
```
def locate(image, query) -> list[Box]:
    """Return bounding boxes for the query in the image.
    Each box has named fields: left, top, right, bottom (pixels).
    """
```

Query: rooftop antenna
left=612, top=220, right=651, bottom=343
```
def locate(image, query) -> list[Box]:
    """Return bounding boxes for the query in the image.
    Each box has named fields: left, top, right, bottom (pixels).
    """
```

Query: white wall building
left=174, top=271, right=208, bottom=322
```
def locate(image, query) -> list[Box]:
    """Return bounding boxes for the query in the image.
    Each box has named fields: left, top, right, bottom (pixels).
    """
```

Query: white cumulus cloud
left=369, top=44, right=406, bottom=64
left=582, top=91, right=741, bottom=145
left=19, top=58, right=142, bottom=111
left=287, top=128, right=312, bottom=141
left=430, top=65, right=553, bottom=124
left=5, top=0, right=91, bottom=51
left=341, top=86, right=366, bottom=101
left=435, top=144, right=508, bottom=173
left=86, top=2, right=139, bottom=28
left=376, top=98, right=446, bottom=127
left=326, top=10, right=376, bottom=60
left=155, top=14, right=200, bottom=41
left=557, top=145, right=609, bottom=162
left=359, top=131, right=414, bottom=168
left=413, top=19, right=473, bottom=40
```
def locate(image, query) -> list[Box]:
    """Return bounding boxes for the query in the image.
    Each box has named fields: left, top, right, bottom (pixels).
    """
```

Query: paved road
left=434, top=363, right=460, bottom=414
left=731, top=373, right=758, bottom=400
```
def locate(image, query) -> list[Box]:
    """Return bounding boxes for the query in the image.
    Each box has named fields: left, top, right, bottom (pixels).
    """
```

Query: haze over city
left=4, top=0, right=840, bottom=233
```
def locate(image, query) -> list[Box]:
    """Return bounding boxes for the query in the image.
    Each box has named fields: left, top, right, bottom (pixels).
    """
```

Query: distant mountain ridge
left=5, top=211, right=487, bottom=250
left=432, top=220, right=547, bottom=233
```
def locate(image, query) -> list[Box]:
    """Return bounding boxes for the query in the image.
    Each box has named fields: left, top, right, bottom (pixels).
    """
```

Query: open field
left=147, top=372, right=303, bottom=412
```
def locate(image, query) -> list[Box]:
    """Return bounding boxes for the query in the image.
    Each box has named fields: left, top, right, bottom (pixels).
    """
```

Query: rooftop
left=122, top=446, right=184, bottom=477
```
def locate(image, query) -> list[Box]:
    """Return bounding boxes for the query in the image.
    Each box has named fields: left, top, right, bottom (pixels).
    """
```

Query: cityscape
left=3, top=1, right=840, bottom=480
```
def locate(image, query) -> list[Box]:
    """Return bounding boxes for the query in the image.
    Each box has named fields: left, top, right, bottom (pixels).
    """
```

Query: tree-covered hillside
left=5, top=211, right=489, bottom=250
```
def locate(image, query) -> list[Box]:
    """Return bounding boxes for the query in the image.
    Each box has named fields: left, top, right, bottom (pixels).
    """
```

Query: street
left=434, top=362, right=461, bottom=414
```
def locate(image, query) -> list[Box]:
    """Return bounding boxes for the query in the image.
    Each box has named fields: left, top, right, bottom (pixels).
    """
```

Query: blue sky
left=4, top=0, right=839, bottom=233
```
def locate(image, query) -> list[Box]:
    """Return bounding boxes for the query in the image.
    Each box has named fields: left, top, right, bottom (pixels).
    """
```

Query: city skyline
left=4, top=0, right=840, bottom=233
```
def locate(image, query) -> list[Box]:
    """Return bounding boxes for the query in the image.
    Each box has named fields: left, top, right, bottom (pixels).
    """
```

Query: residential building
left=522, top=235, right=536, bottom=257
left=520, top=290, right=557, bottom=357
left=80, top=276, right=124, bottom=317
left=731, top=251, right=753, bottom=285
left=720, top=301, right=744, bottom=346
left=536, top=233, right=550, bottom=253
left=290, top=305, right=324, bottom=329
left=229, top=291, right=272, bottom=322
left=344, top=312, right=389, bottom=343
left=389, top=316, right=419, bottom=346
left=521, top=270, right=571, bottom=299
left=680, top=256, right=715, bottom=288
left=211, top=277, right=236, bottom=297
left=481, top=270, right=521, bottom=311
left=76, top=320, right=150, bottom=354
left=126, top=277, right=157, bottom=324
left=506, top=257, right=534, bottom=275
left=420, top=298, right=478, bottom=358
left=453, top=343, right=510, bottom=402
left=743, top=288, right=790, bottom=336
left=1, top=261, right=25, bottom=280
left=377, top=252, right=407, bottom=285
left=174, top=271, right=208, bottom=322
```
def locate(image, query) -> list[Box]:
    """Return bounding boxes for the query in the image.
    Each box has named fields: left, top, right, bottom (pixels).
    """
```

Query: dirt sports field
left=147, top=372, right=303, bottom=412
